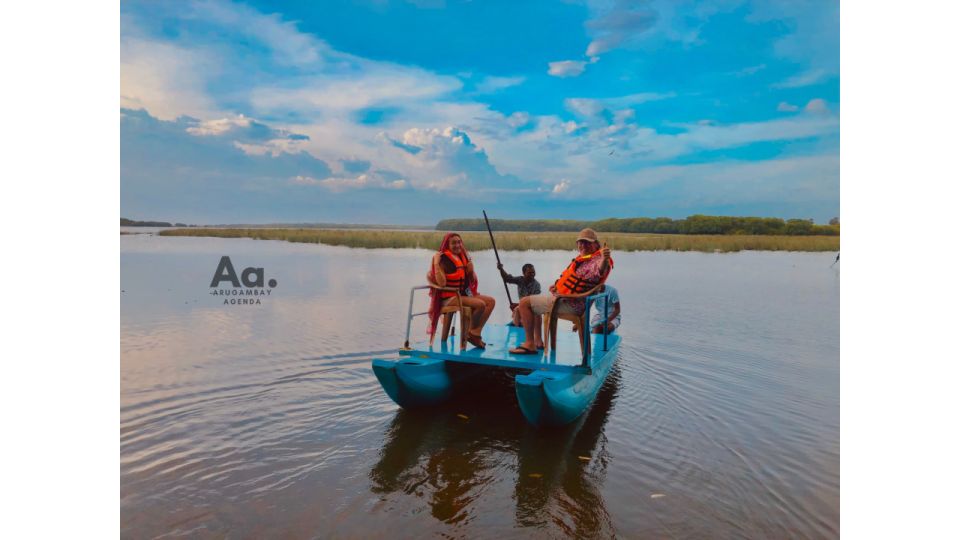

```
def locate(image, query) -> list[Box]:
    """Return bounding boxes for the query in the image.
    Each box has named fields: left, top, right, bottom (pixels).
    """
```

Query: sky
left=120, top=0, right=839, bottom=225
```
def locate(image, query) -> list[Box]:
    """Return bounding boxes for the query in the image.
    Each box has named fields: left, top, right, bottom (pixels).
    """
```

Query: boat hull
left=371, top=357, right=454, bottom=408
left=372, top=325, right=621, bottom=426
left=514, top=341, right=619, bottom=427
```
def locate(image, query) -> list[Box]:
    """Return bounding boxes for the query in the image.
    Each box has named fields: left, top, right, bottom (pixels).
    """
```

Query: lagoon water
left=121, top=232, right=839, bottom=538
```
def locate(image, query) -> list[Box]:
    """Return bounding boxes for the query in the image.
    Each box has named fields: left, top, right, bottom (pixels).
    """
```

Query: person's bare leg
left=446, top=296, right=484, bottom=331
left=511, top=297, right=537, bottom=351
left=457, top=296, right=486, bottom=333
left=472, top=294, right=495, bottom=333
left=533, top=314, right=544, bottom=349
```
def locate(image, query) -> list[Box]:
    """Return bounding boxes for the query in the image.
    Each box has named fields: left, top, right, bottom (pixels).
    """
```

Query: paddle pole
left=483, top=210, right=515, bottom=307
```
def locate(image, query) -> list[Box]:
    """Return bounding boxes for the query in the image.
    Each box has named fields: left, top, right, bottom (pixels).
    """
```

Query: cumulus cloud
left=186, top=115, right=309, bottom=142
left=777, top=101, right=800, bottom=112
left=120, top=0, right=839, bottom=222
left=506, top=112, right=532, bottom=129
left=548, top=60, right=588, bottom=78
left=378, top=126, right=523, bottom=192
left=565, top=92, right=675, bottom=126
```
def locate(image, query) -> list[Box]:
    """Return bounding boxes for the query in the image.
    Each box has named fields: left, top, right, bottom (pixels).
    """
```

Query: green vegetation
left=121, top=217, right=178, bottom=227
left=158, top=228, right=839, bottom=252
left=205, top=222, right=432, bottom=230
left=437, top=214, right=840, bottom=236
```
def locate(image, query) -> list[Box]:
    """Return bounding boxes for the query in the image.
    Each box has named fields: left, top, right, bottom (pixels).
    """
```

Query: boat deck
left=401, top=324, right=621, bottom=374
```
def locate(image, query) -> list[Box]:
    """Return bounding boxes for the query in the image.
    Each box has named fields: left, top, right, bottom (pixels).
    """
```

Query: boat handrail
left=552, top=283, right=611, bottom=367
left=585, top=290, right=612, bottom=365
left=403, top=285, right=462, bottom=349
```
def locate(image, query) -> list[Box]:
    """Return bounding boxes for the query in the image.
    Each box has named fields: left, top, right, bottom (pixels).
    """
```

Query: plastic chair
left=428, top=285, right=473, bottom=349
left=544, top=284, right=605, bottom=363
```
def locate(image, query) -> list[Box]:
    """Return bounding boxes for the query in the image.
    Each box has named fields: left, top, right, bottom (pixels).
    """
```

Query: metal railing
left=584, top=290, right=612, bottom=359
left=403, top=286, right=431, bottom=350
left=402, top=285, right=465, bottom=349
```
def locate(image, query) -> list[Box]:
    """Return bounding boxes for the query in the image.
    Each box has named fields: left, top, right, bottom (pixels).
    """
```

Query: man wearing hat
left=509, top=228, right=612, bottom=354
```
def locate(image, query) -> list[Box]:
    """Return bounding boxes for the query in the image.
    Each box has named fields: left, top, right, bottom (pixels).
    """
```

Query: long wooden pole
left=483, top=210, right=514, bottom=306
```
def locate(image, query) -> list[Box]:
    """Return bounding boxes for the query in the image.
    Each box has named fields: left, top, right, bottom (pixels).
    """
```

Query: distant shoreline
left=157, top=228, right=839, bottom=253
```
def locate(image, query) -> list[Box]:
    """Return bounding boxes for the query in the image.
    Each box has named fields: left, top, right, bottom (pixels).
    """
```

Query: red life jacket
left=554, top=250, right=613, bottom=295
left=439, top=250, right=467, bottom=298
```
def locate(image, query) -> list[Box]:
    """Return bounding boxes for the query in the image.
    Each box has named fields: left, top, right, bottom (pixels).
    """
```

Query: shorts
left=527, top=294, right=577, bottom=317
left=591, top=317, right=621, bottom=332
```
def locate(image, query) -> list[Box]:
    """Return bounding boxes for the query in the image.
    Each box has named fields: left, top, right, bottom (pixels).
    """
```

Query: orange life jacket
left=554, top=250, right=613, bottom=295
left=439, top=250, right=467, bottom=298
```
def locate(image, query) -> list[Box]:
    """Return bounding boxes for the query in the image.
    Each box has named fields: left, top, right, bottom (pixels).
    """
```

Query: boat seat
left=428, top=285, right=473, bottom=349
left=544, top=284, right=605, bottom=364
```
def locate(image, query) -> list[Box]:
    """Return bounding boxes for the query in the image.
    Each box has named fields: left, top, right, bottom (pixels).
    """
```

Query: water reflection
left=123, top=234, right=839, bottom=537
left=370, top=363, right=622, bottom=536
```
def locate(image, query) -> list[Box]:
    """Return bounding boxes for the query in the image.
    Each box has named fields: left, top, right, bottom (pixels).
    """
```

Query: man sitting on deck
left=573, top=284, right=621, bottom=334
left=509, top=228, right=612, bottom=354
left=497, top=262, right=541, bottom=326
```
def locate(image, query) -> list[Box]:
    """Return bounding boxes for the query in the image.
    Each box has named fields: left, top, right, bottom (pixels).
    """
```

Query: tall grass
left=158, top=228, right=840, bottom=252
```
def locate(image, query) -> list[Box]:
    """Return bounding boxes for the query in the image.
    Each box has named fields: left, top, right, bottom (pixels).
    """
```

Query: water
left=121, top=233, right=839, bottom=538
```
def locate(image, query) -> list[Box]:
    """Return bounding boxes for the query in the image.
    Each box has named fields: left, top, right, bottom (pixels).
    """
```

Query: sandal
left=509, top=346, right=539, bottom=355
left=467, top=334, right=486, bottom=349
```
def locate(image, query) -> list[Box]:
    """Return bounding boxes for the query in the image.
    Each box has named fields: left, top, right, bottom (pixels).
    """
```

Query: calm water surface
left=121, top=233, right=839, bottom=538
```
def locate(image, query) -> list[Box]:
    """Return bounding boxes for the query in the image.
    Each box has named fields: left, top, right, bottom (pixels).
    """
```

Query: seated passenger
left=497, top=262, right=541, bottom=326
left=509, top=228, right=612, bottom=354
left=573, top=284, right=621, bottom=334
left=427, top=233, right=496, bottom=349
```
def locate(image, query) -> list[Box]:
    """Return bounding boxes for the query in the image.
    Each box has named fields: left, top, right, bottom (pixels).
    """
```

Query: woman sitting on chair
left=427, top=233, right=496, bottom=349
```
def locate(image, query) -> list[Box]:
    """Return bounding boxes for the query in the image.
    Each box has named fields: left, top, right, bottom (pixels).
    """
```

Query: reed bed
left=158, top=228, right=840, bottom=252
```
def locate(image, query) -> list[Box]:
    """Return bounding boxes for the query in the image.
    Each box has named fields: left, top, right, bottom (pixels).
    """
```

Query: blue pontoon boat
left=372, top=286, right=620, bottom=427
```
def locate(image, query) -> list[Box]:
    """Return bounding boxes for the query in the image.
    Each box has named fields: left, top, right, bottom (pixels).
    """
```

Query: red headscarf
left=427, top=233, right=479, bottom=337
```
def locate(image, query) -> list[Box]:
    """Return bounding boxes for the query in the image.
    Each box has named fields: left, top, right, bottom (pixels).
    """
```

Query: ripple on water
left=122, top=243, right=839, bottom=538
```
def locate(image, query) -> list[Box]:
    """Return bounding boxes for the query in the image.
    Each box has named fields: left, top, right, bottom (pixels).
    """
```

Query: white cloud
left=777, top=101, right=800, bottom=112
left=585, top=3, right=658, bottom=56
left=548, top=60, right=588, bottom=78
left=190, top=0, right=328, bottom=66
left=249, top=66, right=462, bottom=116
left=120, top=36, right=220, bottom=120
left=732, top=64, right=766, bottom=77
left=804, top=98, right=829, bottom=114
left=773, top=68, right=830, bottom=89
left=553, top=153, right=839, bottom=210
left=292, top=172, right=408, bottom=192
left=474, top=75, right=526, bottom=93
left=751, top=1, right=839, bottom=88
left=121, top=0, right=839, bottom=215
left=182, top=114, right=311, bottom=156
left=233, top=139, right=305, bottom=157
left=665, top=115, right=838, bottom=155
left=506, top=112, right=532, bottom=129
left=565, top=92, right=675, bottom=123
left=377, top=126, right=521, bottom=192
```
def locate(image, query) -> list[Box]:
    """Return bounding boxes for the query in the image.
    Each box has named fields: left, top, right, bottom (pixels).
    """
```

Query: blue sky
left=121, top=0, right=839, bottom=224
